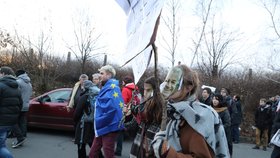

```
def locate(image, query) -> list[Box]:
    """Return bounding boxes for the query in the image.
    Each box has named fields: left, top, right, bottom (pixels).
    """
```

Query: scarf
left=166, top=95, right=230, bottom=157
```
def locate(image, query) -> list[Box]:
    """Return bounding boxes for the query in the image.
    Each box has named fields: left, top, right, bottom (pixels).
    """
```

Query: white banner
left=115, top=0, right=166, bottom=83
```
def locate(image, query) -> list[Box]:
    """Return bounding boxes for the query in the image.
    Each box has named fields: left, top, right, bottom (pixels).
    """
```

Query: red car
left=27, top=88, right=75, bottom=131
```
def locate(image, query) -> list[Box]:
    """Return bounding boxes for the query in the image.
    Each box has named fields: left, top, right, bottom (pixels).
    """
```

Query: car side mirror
left=37, top=97, right=43, bottom=103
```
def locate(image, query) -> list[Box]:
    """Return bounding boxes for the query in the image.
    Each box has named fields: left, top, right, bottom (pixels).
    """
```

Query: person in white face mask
left=152, top=64, right=230, bottom=158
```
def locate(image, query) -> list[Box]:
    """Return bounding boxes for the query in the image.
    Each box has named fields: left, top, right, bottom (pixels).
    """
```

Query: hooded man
left=11, top=69, right=32, bottom=148
left=0, top=66, right=22, bottom=157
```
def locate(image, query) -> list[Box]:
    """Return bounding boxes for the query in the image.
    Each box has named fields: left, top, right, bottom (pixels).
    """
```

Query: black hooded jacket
left=0, top=75, right=22, bottom=126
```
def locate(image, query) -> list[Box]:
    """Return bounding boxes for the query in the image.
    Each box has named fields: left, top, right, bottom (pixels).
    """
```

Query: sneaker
left=263, top=146, right=267, bottom=151
left=12, top=138, right=26, bottom=148
left=252, top=146, right=260, bottom=149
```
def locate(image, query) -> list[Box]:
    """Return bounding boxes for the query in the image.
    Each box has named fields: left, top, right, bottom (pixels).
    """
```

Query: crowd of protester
left=2, top=64, right=280, bottom=158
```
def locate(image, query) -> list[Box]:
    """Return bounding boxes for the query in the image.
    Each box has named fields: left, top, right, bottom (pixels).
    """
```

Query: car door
left=28, top=89, right=73, bottom=129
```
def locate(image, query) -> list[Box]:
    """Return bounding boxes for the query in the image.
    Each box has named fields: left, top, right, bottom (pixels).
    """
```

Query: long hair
left=143, top=76, right=162, bottom=124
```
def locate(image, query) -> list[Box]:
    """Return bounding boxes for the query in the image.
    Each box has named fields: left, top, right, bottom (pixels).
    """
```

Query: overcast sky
left=0, top=0, right=277, bottom=70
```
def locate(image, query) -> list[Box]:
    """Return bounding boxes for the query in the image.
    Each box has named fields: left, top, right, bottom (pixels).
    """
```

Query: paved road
left=7, top=128, right=272, bottom=158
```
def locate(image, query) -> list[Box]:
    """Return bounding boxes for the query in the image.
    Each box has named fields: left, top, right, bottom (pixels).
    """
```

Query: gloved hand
left=152, top=130, right=169, bottom=158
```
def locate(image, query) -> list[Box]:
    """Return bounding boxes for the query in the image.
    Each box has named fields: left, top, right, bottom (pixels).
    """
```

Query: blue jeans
left=0, top=127, right=13, bottom=158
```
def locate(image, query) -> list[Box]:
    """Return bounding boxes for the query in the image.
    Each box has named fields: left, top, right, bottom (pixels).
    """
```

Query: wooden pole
left=152, top=43, right=167, bottom=131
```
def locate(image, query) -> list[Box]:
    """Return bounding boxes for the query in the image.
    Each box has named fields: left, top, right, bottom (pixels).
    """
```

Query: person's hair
left=15, top=69, right=26, bottom=77
left=98, top=65, right=116, bottom=77
left=221, top=87, right=230, bottom=95
left=203, top=87, right=212, bottom=95
left=234, top=95, right=240, bottom=101
left=79, top=74, right=88, bottom=80
left=260, top=98, right=267, bottom=103
left=83, top=80, right=93, bottom=89
left=144, top=76, right=158, bottom=90
left=92, top=73, right=100, bottom=79
left=0, top=66, right=15, bottom=76
left=169, top=64, right=200, bottom=101
left=123, top=76, right=134, bottom=84
left=267, top=101, right=273, bottom=106
left=213, top=93, right=226, bottom=107
left=143, top=76, right=162, bottom=124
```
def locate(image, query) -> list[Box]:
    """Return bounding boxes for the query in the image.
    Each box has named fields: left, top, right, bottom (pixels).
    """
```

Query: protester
left=89, top=65, right=124, bottom=158
left=0, top=66, right=22, bottom=158
left=115, top=75, right=140, bottom=156
left=11, top=70, right=32, bottom=148
left=252, top=98, right=272, bottom=151
left=128, top=76, right=162, bottom=157
left=66, top=74, right=88, bottom=142
left=231, top=95, right=243, bottom=144
left=212, top=93, right=233, bottom=157
left=152, top=65, right=230, bottom=158
left=73, top=80, right=99, bottom=158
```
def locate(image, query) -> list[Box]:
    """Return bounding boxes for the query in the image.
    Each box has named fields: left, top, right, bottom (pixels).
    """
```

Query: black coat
left=231, top=100, right=243, bottom=125
left=272, top=111, right=280, bottom=135
left=0, top=76, right=22, bottom=126
left=74, top=91, right=94, bottom=145
left=255, top=105, right=272, bottom=130
left=199, top=96, right=212, bottom=106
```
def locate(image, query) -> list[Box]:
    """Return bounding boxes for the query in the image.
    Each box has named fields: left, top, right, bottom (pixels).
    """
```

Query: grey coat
left=17, top=73, right=32, bottom=111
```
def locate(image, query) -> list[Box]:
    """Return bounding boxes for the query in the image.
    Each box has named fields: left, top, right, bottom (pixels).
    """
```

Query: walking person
left=11, top=70, right=32, bottom=148
left=89, top=65, right=124, bottom=158
left=73, top=80, right=99, bottom=158
left=0, top=66, right=22, bottom=158
left=152, top=65, right=229, bottom=158
left=128, top=76, right=162, bottom=157
left=212, top=93, right=233, bottom=157
left=115, top=76, right=140, bottom=156
left=252, top=98, right=272, bottom=151
left=66, top=74, right=88, bottom=141
left=231, top=95, right=243, bottom=144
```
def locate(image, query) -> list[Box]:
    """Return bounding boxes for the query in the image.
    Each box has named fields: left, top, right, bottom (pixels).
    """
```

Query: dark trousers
left=89, top=132, right=118, bottom=158
left=12, top=112, right=27, bottom=141
left=78, top=143, right=92, bottom=158
left=231, top=124, right=240, bottom=142
left=271, top=145, right=280, bottom=158
left=115, top=130, right=124, bottom=155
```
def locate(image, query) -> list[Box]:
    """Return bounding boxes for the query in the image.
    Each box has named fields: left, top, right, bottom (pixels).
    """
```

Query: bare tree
left=195, top=19, right=241, bottom=82
left=161, top=0, right=182, bottom=67
left=259, top=0, right=280, bottom=72
left=190, top=0, right=214, bottom=67
left=67, top=12, right=104, bottom=73
left=260, top=0, right=280, bottom=39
